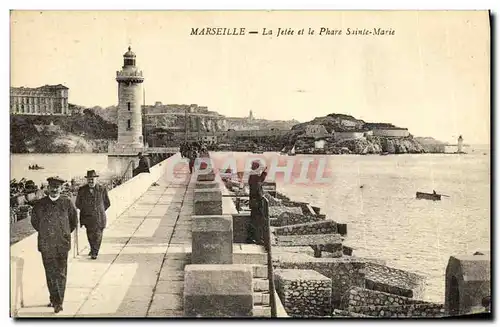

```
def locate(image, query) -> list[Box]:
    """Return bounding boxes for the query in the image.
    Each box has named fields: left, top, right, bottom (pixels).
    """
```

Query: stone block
left=445, top=254, right=490, bottom=316
left=275, top=269, right=332, bottom=317
left=197, top=172, right=216, bottom=182
left=364, top=262, right=425, bottom=299
left=275, top=256, right=367, bottom=308
left=192, top=215, right=233, bottom=264
left=232, top=213, right=251, bottom=243
left=273, top=220, right=338, bottom=236
left=194, top=189, right=222, bottom=215
left=184, top=264, right=253, bottom=317
left=342, top=286, right=445, bottom=317
left=195, top=181, right=219, bottom=189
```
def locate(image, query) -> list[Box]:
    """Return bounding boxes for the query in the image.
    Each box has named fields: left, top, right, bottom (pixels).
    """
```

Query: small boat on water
left=29, top=165, right=44, bottom=170
left=416, top=192, right=442, bottom=201
left=380, top=152, right=389, bottom=156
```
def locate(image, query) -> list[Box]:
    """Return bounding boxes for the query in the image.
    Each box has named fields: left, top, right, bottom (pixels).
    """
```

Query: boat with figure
left=28, top=165, right=44, bottom=170
left=416, top=191, right=444, bottom=201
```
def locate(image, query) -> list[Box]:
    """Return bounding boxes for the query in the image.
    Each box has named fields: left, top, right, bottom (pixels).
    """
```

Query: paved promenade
left=17, top=169, right=193, bottom=317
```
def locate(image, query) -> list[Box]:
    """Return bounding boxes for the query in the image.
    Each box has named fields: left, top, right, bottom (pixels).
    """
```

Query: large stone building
left=10, top=84, right=69, bottom=115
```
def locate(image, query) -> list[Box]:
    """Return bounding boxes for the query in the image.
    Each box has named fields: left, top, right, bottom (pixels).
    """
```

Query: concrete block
left=445, top=254, right=490, bottom=316
left=192, top=215, right=233, bottom=264
left=197, top=172, right=216, bottom=182
left=194, top=189, right=222, bottom=215
left=232, top=213, right=251, bottom=243
left=184, top=264, right=253, bottom=317
left=195, top=181, right=219, bottom=189
left=275, top=269, right=332, bottom=317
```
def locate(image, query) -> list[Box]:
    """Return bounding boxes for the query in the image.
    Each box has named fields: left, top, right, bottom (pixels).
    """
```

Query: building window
left=127, top=102, right=131, bottom=111
left=127, top=119, right=131, bottom=129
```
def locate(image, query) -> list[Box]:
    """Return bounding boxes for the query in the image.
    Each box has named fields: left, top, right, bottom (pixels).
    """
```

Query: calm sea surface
left=11, top=148, right=490, bottom=303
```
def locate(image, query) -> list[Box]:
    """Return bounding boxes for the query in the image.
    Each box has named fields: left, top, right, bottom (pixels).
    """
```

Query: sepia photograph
left=8, top=9, right=491, bottom=319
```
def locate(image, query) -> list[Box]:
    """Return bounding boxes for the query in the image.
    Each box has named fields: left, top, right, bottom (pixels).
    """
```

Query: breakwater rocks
left=343, top=287, right=445, bottom=317
left=266, top=190, right=445, bottom=318
left=294, top=136, right=426, bottom=155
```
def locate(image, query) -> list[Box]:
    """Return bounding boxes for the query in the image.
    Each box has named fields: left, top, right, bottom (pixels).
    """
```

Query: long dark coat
left=31, top=196, right=78, bottom=255
left=75, top=184, right=111, bottom=229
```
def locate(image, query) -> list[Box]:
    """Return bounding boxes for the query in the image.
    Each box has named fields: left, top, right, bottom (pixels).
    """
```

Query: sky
left=10, top=10, right=490, bottom=144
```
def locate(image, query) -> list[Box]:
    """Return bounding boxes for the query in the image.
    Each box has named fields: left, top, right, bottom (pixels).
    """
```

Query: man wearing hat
left=247, top=160, right=268, bottom=245
left=75, top=170, right=111, bottom=260
left=31, top=176, right=78, bottom=313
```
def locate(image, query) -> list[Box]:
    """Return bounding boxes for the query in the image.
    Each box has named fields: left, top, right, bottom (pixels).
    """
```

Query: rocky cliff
left=293, top=136, right=425, bottom=155
left=10, top=110, right=117, bottom=153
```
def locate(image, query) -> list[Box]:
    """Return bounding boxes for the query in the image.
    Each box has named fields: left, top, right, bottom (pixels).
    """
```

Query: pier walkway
left=16, top=168, right=193, bottom=317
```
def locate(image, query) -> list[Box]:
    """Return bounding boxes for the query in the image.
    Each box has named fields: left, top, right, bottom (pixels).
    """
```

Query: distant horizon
left=11, top=11, right=490, bottom=145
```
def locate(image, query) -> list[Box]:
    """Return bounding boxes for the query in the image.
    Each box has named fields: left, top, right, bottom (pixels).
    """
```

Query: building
left=10, top=84, right=69, bottom=115
left=334, top=130, right=365, bottom=141
left=302, top=124, right=330, bottom=138
left=372, top=127, right=409, bottom=138
left=115, top=46, right=144, bottom=148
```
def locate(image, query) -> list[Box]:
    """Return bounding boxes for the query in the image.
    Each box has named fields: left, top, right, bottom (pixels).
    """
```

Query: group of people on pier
left=180, top=141, right=209, bottom=174
left=30, top=170, right=111, bottom=313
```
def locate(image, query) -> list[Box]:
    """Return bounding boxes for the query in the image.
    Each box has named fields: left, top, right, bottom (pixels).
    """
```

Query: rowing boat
left=416, top=192, right=441, bottom=201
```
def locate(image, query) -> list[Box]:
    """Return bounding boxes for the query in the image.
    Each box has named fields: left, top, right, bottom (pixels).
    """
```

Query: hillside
left=10, top=109, right=117, bottom=153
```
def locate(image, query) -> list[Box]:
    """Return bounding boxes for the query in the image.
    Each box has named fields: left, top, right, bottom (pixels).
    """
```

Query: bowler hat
left=85, top=170, right=99, bottom=178
left=47, top=176, right=65, bottom=185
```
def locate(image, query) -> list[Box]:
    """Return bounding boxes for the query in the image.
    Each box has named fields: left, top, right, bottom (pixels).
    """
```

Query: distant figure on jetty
left=138, top=152, right=151, bottom=173
left=75, top=170, right=111, bottom=260
left=188, top=148, right=198, bottom=174
left=31, top=176, right=78, bottom=313
left=248, top=161, right=268, bottom=245
left=133, top=152, right=151, bottom=176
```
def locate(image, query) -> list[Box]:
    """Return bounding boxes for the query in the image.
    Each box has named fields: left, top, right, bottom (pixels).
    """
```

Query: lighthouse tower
left=107, top=46, right=145, bottom=177
left=116, top=46, right=144, bottom=148
left=457, top=135, right=464, bottom=153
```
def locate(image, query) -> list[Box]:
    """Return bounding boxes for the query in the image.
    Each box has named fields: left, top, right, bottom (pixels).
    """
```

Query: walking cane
left=73, top=222, right=79, bottom=258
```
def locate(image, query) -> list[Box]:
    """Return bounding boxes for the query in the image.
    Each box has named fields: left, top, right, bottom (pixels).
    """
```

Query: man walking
left=75, top=170, right=111, bottom=260
left=31, top=176, right=78, bottom=313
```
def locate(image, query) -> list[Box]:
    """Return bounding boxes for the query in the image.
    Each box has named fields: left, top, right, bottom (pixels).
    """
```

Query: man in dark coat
left=247, top=161, right=268, bottom=245
left=137, top=152, right=151, bottom=173
left=75, top=170, right=111, bottom=260
left=31, top=176, right=78, bottom=313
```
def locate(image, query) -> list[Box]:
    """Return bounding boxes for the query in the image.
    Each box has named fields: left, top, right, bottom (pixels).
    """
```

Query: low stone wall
left=273, top=220, right=342, bottom=236
left=274, top=255, right=367, bottom=307
left=275, top=269, right=332, bottom=317
left=268, top=205, right=303, bottom=218
left=365, top=262, right=425, bottom=299
left=272, top=212, right=326, bottom=227
left=342, top=287, right=445, bottom=317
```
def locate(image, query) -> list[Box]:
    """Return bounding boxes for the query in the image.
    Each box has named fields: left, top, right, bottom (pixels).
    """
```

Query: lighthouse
left=107, top=46, right=145, bottom=177
left=457, top=135, right=464, bottom=153
left=116, top=46, right=144, bottom=147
